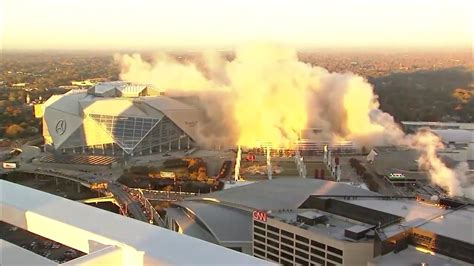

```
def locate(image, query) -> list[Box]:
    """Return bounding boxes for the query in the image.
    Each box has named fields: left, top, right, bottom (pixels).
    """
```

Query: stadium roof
left=192, top=177, right=379, bottom=211
left=174, top=201, right=252, bottom=243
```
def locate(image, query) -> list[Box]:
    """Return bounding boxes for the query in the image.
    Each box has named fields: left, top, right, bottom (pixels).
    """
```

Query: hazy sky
left=1, top=0, right=472, bottom=51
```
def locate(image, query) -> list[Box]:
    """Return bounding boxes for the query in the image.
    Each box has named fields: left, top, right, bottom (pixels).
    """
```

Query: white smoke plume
left=114, top=44, right=471, bottom=198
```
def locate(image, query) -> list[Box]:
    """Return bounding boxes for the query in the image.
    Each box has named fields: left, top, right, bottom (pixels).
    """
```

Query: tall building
left=41, top=82, right=201, bottom=156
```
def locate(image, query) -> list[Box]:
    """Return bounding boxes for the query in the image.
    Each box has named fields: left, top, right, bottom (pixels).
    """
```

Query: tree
left=5, top=124, right=24, bottom=138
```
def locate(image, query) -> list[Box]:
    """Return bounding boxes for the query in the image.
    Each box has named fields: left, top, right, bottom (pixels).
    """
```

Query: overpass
left=12, top=167, right=162, bottom=226
left=128, top=188, right=196, bottom=201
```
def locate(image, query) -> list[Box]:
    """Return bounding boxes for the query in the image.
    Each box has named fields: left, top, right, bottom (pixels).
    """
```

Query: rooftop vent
left=296, top=211, right=327, bottom=226
left=344, top=225, right=374, bottom=240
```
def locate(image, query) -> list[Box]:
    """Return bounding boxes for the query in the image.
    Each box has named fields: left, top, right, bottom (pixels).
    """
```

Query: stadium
left=41, top=81, right=200, bottom=156
left=40, top=81, right=357, bottom=157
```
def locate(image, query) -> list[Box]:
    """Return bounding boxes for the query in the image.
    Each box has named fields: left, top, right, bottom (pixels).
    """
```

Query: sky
left=1, top=0, right=472, bottom=51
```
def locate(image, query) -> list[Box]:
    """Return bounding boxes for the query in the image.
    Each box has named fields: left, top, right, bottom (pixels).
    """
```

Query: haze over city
left=2, top=0, right=473, bottom=51
left=1, top=1, right=473, bottom=266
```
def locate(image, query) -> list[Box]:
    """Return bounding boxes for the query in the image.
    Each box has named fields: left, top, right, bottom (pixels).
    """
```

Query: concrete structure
left=0, top=180, right=270, bottom=266
left=41, top=82, right=200, bottom=156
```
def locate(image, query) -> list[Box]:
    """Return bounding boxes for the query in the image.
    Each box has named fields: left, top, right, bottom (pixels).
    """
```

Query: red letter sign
left=252, top=210, right=267, bottom=222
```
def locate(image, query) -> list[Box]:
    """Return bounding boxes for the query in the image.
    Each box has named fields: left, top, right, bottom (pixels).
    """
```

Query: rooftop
left=370, top=245, right=469, bottom=266
left=269, top=209, right=373, bottom=242
left=193, top=177, right=379, bottom=211
left=340, top=197, right=473, bottom=243
left=0, top=180, right=270, bottom=265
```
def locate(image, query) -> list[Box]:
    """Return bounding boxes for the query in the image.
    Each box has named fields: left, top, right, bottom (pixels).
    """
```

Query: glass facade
left=89, top=114, right=161, bottom=153
left=56, top=114, right=194, bottom=156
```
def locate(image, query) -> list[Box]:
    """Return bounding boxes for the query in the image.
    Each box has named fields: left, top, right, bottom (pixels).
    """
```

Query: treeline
left=372, top=66, right=473, bottom=123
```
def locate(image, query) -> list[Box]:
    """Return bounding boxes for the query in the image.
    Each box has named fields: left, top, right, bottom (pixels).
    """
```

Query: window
left=281, top=237, right=294, bottom=246
left=267, top=239, right=279, bottom=248
left=326, top=254, right=342, bottom=264
left=281, top=251, right=294, bottom=261
left=311, top=248, right=325, bottom=258
left=281, top=243, right=293, bottom=253
left=268, top=232, right=279, bottom=241
left=254, top=234, right=265, bottom=243
left=254, top=242, right=265, bottom=250
left=296, top=242, right=309, bottom=252
left=254, top=221, right=266, bottom=228
left=295, top=249, right=309, bottom=259
left=295, top=256, right=309, bottom=266
left=267, top=253, right=279, bottom=263
left=267, top=246, right=279, bottom=256
left=311, top=255, right=325, bottom=265
left=281, top=258, right=293, bottom=266
left=268, top=225, right=279, bottom=233
left=311, top=240, right=325, bottom=249
left=282, top=230, right=294, bottom=238
left=327, top=246, right=343, bottom=256
left=253, top=248, right=265, bottom=257
left=296, top=235, right=309, bottom=243
left=254, top=228, right=265, bottom=236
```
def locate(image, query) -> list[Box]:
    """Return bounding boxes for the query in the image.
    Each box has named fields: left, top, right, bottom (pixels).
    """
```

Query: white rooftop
left=0, top=180, right=271, bottom=266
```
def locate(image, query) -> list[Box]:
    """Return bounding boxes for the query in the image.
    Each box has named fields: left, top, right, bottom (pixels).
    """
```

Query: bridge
left=12, top=167, right=164, bottom=226
left=128, top=188, right=197, bottom=201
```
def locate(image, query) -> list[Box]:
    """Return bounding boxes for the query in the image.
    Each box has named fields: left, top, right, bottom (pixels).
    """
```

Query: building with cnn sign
left=165, top=178, right=473, bottom=265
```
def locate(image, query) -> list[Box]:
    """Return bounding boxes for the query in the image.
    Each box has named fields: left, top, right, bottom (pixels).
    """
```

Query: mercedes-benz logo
left=55, top=120, right=67, bottom=135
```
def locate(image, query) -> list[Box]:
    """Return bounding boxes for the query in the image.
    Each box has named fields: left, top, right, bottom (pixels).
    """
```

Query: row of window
left=254, top=237, right=343, bottom=265
left=253, top=221, right=344, bottom=265
left=254, top=244, right=342, bottom=266
left=254, top=223, right=343, bottom=257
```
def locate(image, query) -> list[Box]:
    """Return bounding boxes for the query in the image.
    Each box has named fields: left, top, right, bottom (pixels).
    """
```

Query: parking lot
left=0, top=221, right=85, bottom=263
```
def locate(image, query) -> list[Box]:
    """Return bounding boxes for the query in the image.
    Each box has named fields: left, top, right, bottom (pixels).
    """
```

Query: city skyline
left=2, top=0, right=472, bottom=51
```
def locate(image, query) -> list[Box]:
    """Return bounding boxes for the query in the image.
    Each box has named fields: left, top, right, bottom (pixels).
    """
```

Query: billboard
left=160, top=171, right=176, bottom=178
left=2, top=162, right=17, bottom=169
left=34, top=104, right=44, bottom=118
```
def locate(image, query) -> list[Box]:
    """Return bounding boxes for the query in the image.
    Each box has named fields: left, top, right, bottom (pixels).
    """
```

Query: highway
left=128, top=188, right=196, bottom=201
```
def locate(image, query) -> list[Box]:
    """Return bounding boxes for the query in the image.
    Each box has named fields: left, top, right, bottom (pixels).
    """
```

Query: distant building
left=11, top=83, right=27, bottom=87
left=402, top=121, right=474, bottom=132
left=70, top=80, right=96, bottom=87
left=432, top=129, right=474, bottom=162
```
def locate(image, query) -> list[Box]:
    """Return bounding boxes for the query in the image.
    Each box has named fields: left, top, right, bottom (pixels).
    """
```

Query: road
left=14, top=164, right=153, bottom=224
left=107, top=182, right=149, bottom=222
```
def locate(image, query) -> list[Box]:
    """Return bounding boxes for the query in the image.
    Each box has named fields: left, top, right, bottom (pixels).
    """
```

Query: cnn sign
left=252, top=210, right=267, bottom=222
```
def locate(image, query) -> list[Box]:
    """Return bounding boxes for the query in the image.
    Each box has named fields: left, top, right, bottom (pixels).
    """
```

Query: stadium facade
left=41, top=82, right=201, bottom=156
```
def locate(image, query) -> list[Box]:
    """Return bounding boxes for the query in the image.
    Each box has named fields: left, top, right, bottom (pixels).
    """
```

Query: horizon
left=2, top=0, right=472, bottom=51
